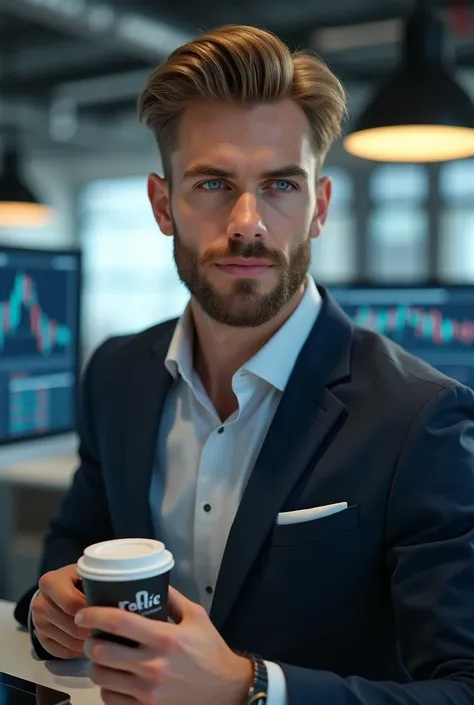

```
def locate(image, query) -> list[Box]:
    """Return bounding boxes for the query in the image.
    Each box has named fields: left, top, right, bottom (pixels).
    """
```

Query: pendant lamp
left=0, top=143, right=53, bottom=228
left=343, top=1, right=474, bottom=162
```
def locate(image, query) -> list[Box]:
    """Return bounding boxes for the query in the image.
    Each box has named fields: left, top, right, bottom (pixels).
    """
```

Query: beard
left=172, top=225, right=311, bottom=328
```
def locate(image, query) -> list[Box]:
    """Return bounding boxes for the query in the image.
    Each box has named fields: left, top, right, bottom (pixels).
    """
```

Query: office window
left=310, top=167, right=356, bottom=283
left=369, top=164, right=429, bottom=201
left=368, top=165, right=429, bottom=281
left=79, top=177, right=189, bottom=356
left=438, top=159, right=474, bottom=281
left=439, top=159, right=474, bottom=200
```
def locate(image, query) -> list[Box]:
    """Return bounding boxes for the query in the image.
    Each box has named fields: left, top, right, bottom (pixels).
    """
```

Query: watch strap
left=246, top=655, right=268, bottom=704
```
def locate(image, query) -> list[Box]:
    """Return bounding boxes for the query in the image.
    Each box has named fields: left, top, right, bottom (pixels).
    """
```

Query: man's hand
left=32, top=565, right=91, bottom=659
left=76, top=586, right=253, bottom=705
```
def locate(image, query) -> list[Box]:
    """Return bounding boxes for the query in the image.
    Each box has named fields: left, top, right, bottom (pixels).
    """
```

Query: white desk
left=0, top=600, right=102, bottom=705
left=0, top=434, right=78, bottom=490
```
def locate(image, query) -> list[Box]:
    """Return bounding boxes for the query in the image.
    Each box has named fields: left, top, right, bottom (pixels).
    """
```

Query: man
left=15, top=23, right=474, bottom=705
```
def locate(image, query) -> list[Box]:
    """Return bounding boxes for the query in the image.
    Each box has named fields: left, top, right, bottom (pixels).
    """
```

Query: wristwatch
left=246, top=655, right=268, bottom=704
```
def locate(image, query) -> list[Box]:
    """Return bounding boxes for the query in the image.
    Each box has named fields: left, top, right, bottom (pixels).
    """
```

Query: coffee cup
left=77, top=538, right=174, bottom=646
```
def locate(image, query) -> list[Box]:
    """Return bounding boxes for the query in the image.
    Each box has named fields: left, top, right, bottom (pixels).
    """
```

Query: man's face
left=148, top=99, right=331, bottom=327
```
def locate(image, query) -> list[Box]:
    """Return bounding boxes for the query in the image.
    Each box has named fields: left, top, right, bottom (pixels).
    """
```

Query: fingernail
left=75, top=612, right=85, bottom=625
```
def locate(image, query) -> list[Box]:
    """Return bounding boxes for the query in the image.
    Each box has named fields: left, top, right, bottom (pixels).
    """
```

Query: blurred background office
left=1, top=0, right=474, bottom=602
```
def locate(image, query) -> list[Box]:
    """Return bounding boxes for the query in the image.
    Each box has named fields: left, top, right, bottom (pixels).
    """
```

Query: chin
left=211, top=311, right=269, bottom=328
left=208, top=279, right=261, bottom=298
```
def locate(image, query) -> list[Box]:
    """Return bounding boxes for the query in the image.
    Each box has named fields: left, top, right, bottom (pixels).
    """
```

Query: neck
left=191, top=282, right=306, bottom=419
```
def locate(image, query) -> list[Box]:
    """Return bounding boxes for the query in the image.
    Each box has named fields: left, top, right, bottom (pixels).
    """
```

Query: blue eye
left=273, top=180, right=293, bottom=192
left=202, top=180, right=224, bottom=191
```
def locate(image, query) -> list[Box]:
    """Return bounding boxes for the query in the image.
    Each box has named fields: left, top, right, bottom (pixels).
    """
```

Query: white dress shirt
left=150, top=275, right=322, bottom=705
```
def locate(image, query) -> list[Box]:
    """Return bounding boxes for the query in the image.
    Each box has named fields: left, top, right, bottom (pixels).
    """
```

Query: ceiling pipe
left=0, top=0, right=194, bottom=62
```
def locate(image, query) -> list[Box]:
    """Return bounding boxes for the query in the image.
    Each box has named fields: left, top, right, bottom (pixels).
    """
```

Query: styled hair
left=138, top=25, right=347, bottom=178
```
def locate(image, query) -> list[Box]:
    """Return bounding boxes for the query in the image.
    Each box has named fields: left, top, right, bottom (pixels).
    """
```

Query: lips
left=215, top=259, right=273, bottom=278
left=215, top=257, right=273, bottom=267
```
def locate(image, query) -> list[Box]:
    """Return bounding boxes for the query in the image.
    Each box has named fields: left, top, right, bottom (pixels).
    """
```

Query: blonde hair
left=138, top=25, right=347, bottom=177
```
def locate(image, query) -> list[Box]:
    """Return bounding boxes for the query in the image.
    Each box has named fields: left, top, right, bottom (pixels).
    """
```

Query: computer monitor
left=329, top=283, right=474, bottom=389
left=0, top=245, right=81, bottom=445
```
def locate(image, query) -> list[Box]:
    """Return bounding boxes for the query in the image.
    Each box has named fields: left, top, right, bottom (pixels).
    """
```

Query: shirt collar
left=165, top=304, right=195, bottom=386
left=243, top=275, right=321, bottom=391
left=165, top=274, right=322, bottom=393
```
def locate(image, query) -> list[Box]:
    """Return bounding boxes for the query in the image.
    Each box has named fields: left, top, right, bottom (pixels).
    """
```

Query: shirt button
left=218, top=427, right=224, bottom=434
left=203, top=503, right=212, bottom=513
left=206, top=586, right=213, bottom=594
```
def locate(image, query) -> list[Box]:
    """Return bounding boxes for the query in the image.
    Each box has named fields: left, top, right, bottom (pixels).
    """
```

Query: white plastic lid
left=77, top=538, right=174, bottom=582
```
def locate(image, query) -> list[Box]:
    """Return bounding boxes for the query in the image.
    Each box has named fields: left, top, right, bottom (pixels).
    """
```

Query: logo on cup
left=119, top=590, right=162, bottom=616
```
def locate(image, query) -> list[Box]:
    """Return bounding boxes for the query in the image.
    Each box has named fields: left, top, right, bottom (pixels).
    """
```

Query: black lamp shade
left=344, top=7, right=474, bottom=162
left=0, top=145, right=52, bottom=227
left=0, top=172, right=41, bottom=205
left=353, top=63, right=474, bottom=133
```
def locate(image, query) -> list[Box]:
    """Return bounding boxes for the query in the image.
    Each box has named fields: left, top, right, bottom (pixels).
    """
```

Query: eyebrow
left=182, top=164, right=309, bottom=181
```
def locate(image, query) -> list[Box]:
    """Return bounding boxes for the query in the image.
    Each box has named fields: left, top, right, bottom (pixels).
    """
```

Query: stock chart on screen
left=0, top=246, right=81, bottom=444
left=329, top=285, right=474, bottom=389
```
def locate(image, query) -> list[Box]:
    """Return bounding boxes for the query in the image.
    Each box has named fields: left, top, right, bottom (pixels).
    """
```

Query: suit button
left=204, top=503, right=212, bottom=513
left=206, top=586, right=213, bottom=594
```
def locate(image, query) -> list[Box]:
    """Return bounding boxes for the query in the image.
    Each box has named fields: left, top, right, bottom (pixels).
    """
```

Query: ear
left=310, top=176, right=332, bottom=240
left=148, top=173, right=173, bottom=235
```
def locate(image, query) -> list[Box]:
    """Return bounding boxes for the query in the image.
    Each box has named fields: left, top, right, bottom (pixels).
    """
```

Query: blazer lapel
left=121, top=322, right=176, bottom=537
left=210, top=289, right=353, bottom=632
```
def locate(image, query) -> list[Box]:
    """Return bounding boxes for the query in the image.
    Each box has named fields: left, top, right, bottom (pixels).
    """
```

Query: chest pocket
left=271, top=503, right=360, bottom=547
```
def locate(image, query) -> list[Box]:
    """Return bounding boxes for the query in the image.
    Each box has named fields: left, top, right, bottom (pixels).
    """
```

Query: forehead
left=172, top=99, right=316, bottom=175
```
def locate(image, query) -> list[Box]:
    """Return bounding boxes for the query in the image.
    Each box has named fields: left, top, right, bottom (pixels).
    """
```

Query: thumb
left=167, top=586, right=196, bottom=624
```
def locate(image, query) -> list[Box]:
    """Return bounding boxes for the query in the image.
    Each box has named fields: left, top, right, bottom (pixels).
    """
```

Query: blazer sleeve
left=279, top=383, right=474, bottom=704
left=14, top=338, right=117, bottom=630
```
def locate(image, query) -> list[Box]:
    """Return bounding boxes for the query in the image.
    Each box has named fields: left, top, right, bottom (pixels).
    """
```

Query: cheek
left=180, top=189, right=231, bottom=220
left=174, top=195, right=229, bottom=244
left=264, top=205, right=313, bottom=248
left=264, top=188, right=313, bottom=221
left=171, top=194, right=192, bottom=227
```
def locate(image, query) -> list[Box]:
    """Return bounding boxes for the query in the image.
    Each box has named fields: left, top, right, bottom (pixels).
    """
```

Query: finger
left=76, top=608, right=176, bottom=649
left=100, top=689, right=137, bottom=705
left=89, top=664, right=155, bottom=702
left=167, top=586, right=196, bottom=623
left=33, top=594, right=91, bottom=640
left=39, top=636, right=84, bottom=660
left=85, top=639, right=163, bottom=681
left=39, top=570, right=86, bottom=617
left=36, top=622, right=86, bottom=654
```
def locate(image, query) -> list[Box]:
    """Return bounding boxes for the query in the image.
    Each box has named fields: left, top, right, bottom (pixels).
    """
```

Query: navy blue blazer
left=15, top=284, right=474, bottom=704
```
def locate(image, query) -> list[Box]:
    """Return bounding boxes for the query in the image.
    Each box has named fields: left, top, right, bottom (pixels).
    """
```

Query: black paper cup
left=77, top=538, right=174, bottom=647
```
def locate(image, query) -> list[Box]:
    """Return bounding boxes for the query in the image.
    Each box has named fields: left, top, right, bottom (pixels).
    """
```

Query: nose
left=227, top=192, right=267, bottom=241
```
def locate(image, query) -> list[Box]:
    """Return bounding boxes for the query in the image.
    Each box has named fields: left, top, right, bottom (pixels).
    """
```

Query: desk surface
left=0, top=455, right=78, bottom=490
left=0, top=435, right=78, bottom=490
left=0, top=601, right=101, bottom=705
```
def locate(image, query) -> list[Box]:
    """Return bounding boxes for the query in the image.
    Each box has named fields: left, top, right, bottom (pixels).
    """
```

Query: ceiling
left=0, top=0, right=472, bottom=155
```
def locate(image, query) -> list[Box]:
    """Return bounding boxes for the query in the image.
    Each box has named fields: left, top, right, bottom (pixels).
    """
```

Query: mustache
left=200, top=239, right=287, bottom=267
